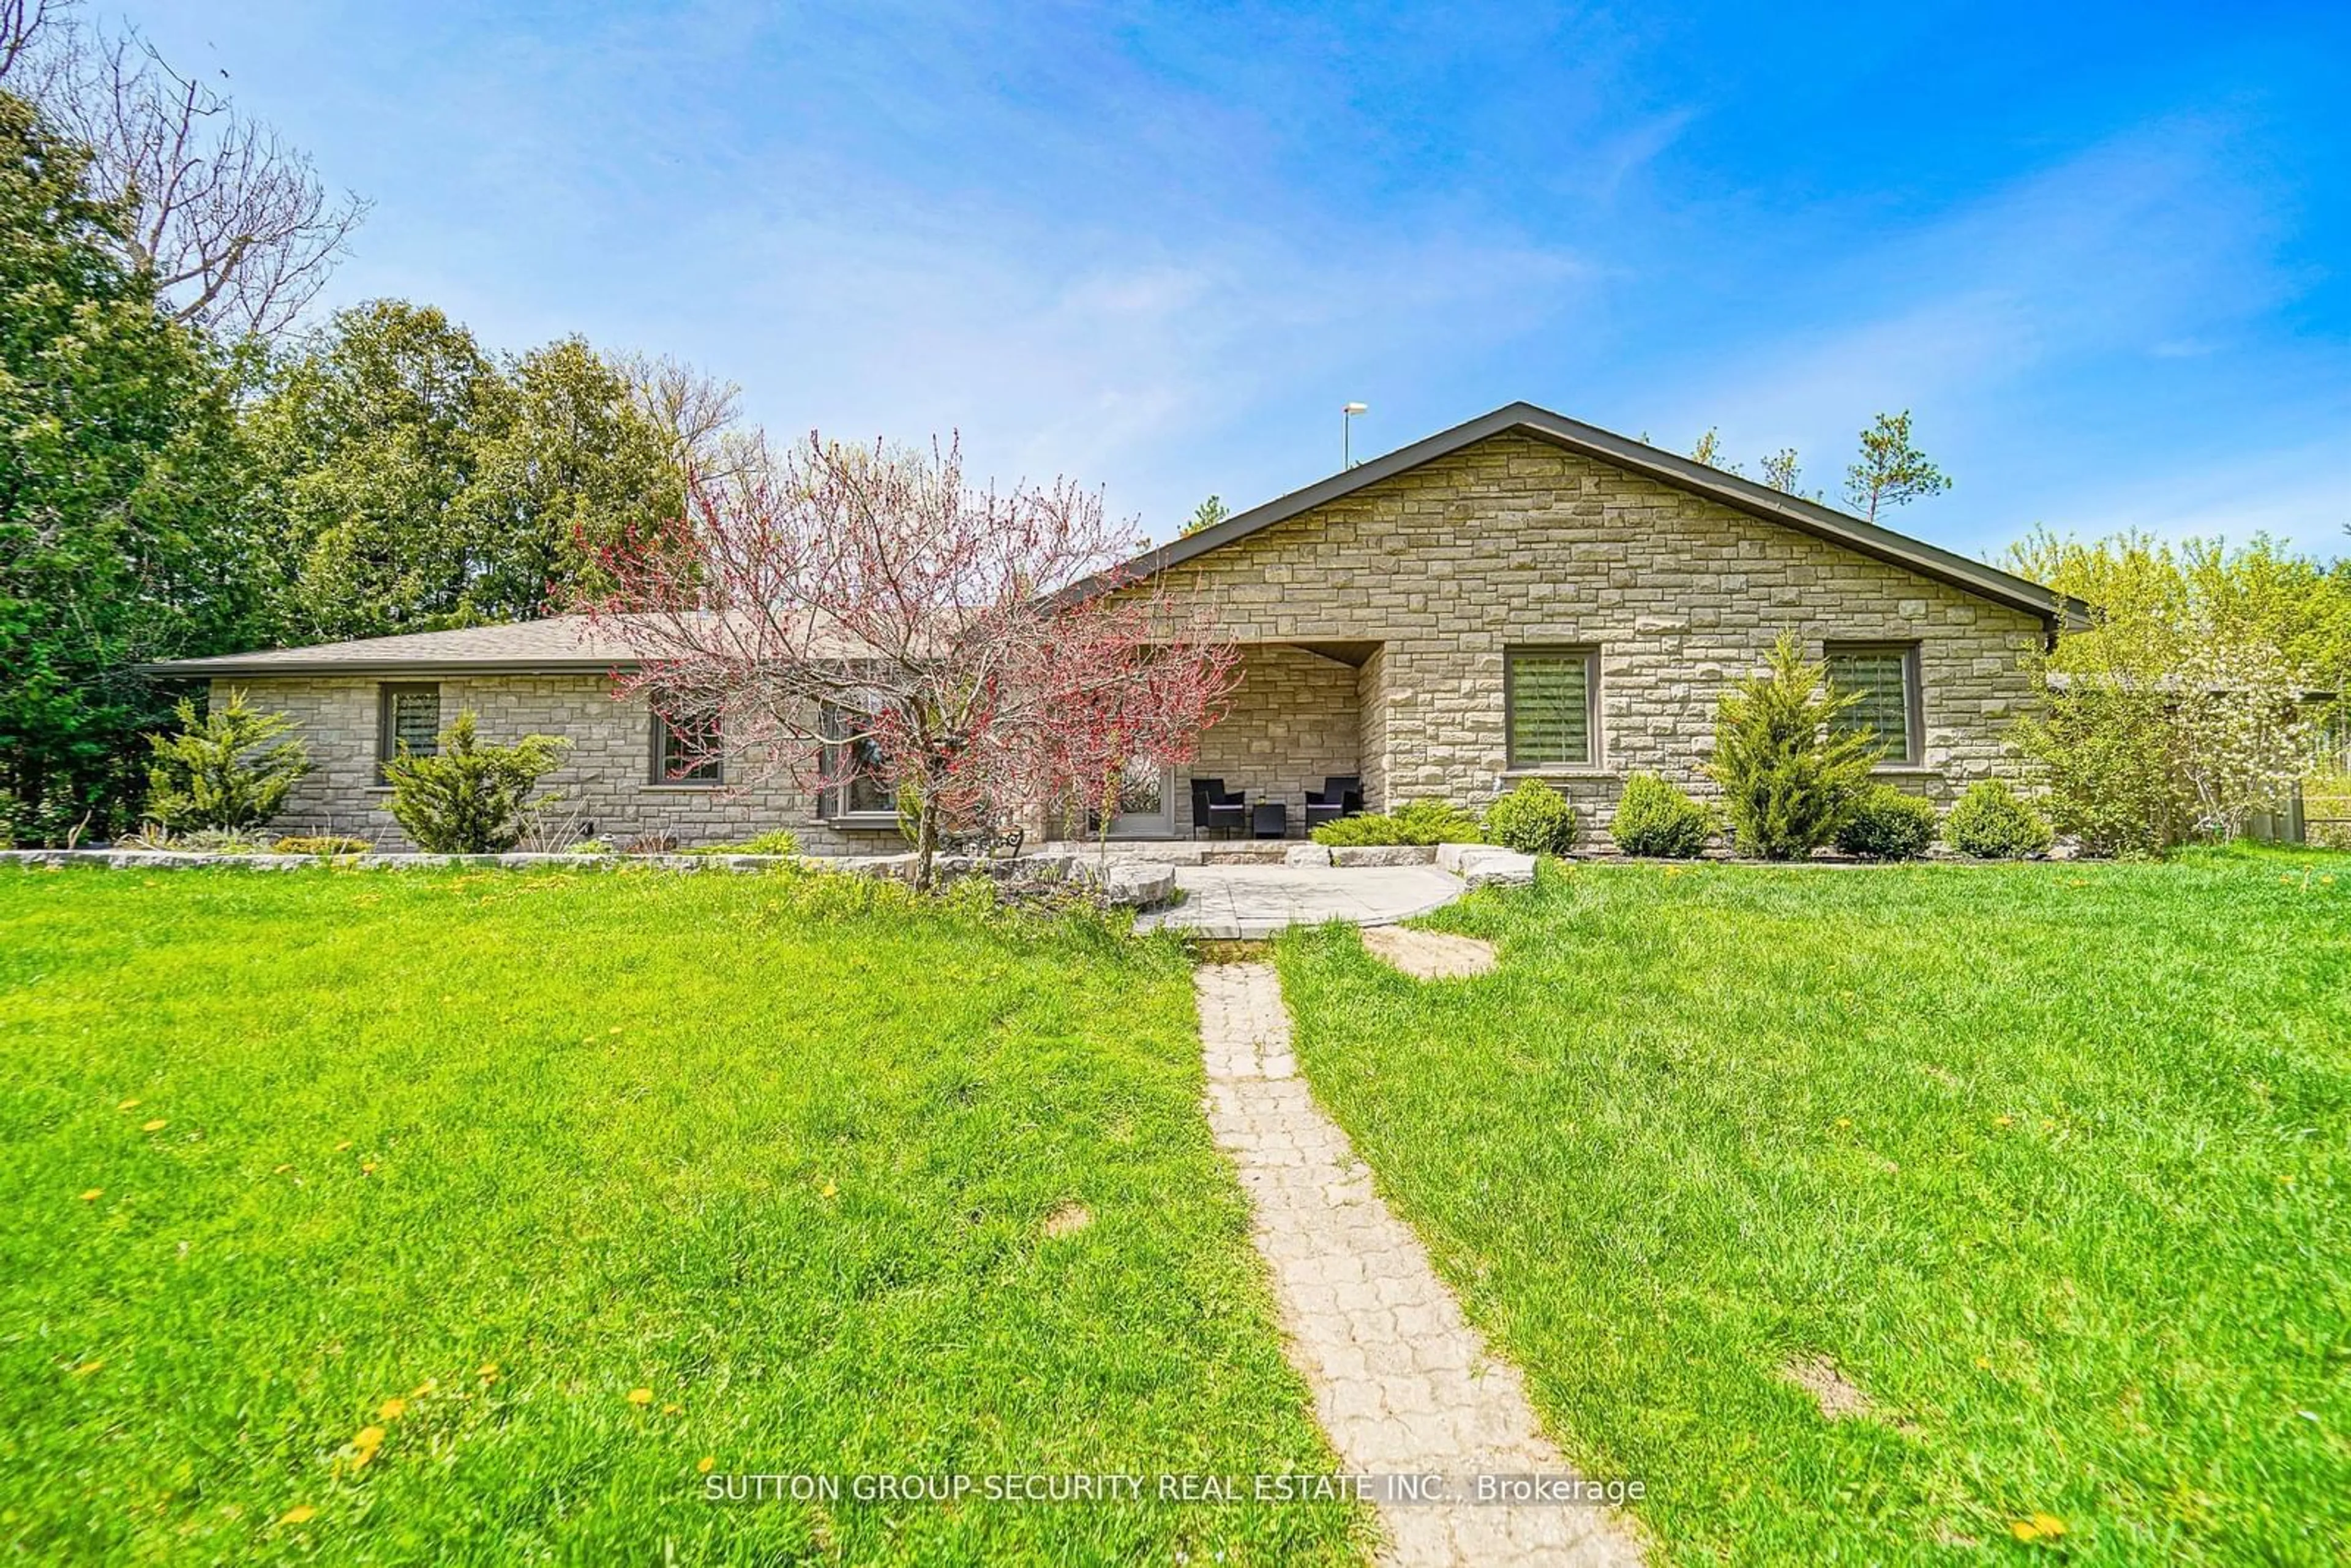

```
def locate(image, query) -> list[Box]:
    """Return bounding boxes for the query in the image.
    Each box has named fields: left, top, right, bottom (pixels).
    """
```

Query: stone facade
left=219, top=430, right=2047, bottom=852
left=217, top=673, right=902, bottom=854
left=1128, top=431, right=2046, bottom=842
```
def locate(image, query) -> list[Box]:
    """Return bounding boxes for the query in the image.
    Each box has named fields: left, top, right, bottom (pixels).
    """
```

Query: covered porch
left=1100, top=640, right=1384, bottom=841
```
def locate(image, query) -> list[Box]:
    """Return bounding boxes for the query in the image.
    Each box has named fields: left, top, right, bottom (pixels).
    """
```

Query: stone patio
left=1135, top=863, right=1474, bottom=939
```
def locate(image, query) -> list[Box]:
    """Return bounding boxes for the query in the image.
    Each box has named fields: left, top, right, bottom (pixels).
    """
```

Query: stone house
left=149, top=402, right=2085, bottom=852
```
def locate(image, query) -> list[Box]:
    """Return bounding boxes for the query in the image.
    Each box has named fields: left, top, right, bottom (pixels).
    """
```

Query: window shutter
left=390, top=688, right=440, bottom=756
left=1508, top=653, right=1592, bottom=767
left=1827, top=648, right=1913, bottom=761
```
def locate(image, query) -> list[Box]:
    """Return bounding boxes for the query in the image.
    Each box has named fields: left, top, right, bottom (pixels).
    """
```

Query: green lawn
left=0, top=866, right=1369, bottom=1564
left=1277, top=849, right=2350, bottom=1564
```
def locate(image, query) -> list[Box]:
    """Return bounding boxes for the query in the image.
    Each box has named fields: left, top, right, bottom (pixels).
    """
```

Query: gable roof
left=1104, top=402, right=2090, bottom=631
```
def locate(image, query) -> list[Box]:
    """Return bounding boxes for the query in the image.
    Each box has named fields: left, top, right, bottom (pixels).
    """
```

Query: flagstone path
left=1194, top=962, right=1644, bottom=1567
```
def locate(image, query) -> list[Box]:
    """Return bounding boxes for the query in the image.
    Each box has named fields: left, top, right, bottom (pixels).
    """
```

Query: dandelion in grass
left=2009, top=1512, right=2066, bottom=1543
left=141, top=1119, right=167, bottom=1132
left=334, top=1140, right=352, bottom=1152
left=662, top=1402, right=683, bottom=1415
left=627, top=1387, right=654, bottom=1407
left=697, top=1456, right=716, bottom=1474
left=279, top=1505, right=317, bottom=1526
left=345, top=1424, right=386, bottom=1471
left=117, top=1098, right=140, bottom=1111
left=79, top=1188, right=102, bottom=1201
left=377, top=1397, right=407, bottom=1421
left=71, top=1360, right=103, bottom=1376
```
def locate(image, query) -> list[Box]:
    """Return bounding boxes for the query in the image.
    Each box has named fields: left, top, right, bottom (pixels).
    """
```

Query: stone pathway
left=1195, top=962, right=1643, bottom=1567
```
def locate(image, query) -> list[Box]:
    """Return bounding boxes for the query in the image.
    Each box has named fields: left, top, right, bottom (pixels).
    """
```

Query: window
left=1826, top=643, right=1921, bottom=765
left=649, top=708, right=723, bottom=786
left=1505, top=648, right=1599, bottom=768
left=819, top=703, right=895, bottom=822
left=377, top=683, right=441, bottom=782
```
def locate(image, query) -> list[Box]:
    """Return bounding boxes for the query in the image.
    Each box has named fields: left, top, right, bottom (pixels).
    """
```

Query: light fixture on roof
left=1342, top=402, right=1368, bottom=468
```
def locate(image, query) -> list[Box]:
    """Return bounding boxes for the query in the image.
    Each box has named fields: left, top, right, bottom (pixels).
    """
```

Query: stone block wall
left=217, top=674, right=904, bottom=855
left=1129, top=432, right=2047, bottom=844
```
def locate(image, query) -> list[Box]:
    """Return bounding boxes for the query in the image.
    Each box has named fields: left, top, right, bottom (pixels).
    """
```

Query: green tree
left=2003, top=527, right=2344, bottom=853
left=1759, top=448, right=1810, bottom=498
left=2006, top=527, right=2351, bottom=698
left=1844, top=410, right=1950, bottom=522
left=460, top=336, right=680, bottom=614
left=142, top=689, right=309, bottom=832
left=0, top=88, right=266, bottom=843
left=384, top=710, right=571, bottom=853
left=1688, top=428, right=1731, bottom=470
left=244, top=300, right=503, bottom=640
left=247, top=304, right=681, bottom=642
left=1180, top=494, right=1230, bottom=536
left=1706, top=632, right=1878, bottom=859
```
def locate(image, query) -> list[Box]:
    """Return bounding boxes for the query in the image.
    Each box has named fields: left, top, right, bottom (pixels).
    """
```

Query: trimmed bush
left=1944, top=781, right=2052, bottom=860
left=143, top=692, right=310, bottom=833
left=1610, top=772, right=1714, bottom=858
left=1705, top=632, right=1879, bottom=859
left=384, top=711, right=571, bottom=854
left=1483, top=781, right=1577, bottom=856
left=1834, top=785, right=1938, bottom=861
left=1310, top=798, right=1483, bottom=847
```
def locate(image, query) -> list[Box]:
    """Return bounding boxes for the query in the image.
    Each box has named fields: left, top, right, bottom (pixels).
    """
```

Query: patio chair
left=1190, top=777, right=1248, bottom=839
left=1303, top=775, right=1364, bottom=831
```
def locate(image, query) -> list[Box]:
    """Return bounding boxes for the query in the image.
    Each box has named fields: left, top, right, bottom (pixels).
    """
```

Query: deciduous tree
left=579, top=436, right=1237, bottom=888
left=248, top=304, right=682, bottom=640
left=6, top=1, right=366, bottom=339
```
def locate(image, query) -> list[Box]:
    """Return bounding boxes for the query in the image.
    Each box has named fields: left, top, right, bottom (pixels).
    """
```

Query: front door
left=1105, top=758, right=1176, bottom=838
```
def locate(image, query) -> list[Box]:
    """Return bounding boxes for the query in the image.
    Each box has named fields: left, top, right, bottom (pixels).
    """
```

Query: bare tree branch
left=620, top=352, right=773, bottom=498
left=0, top=0, right=70, bottom=92
left=15, top=12, right=367, bottom=339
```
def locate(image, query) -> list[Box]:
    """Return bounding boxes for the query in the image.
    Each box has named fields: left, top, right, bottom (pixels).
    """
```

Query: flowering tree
left=2172, top=636, right=2316, bottom=840
left=577, top=435, right=1235, bottom=888
left=2018, top=617, right=2319, bottom=853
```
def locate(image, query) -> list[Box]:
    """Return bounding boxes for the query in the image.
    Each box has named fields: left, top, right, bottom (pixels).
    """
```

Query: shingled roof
left=141, top=615, right=640, bottom=677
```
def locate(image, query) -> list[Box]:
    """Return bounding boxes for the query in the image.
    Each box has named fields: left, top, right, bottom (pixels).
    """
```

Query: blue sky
left=121, top=1, right=2351, bottom=556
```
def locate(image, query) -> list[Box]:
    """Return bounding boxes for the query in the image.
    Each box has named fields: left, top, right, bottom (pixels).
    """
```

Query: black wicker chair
left=1303, top=775, right=1363, bottom=831
left=1189, top=777, right=1248, bottom=838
